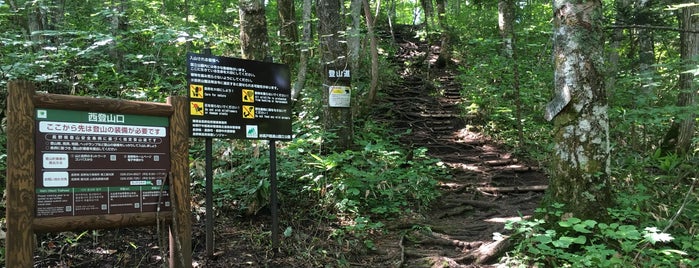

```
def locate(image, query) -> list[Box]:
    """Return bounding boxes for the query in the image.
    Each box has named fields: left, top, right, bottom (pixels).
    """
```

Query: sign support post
left=269, top=140, right=280, bottom=252
left=205, top=138, right=214, bottom=257
left=6, top=80, right=37, bottom=268
left=186, top=52, right=292, bottom=257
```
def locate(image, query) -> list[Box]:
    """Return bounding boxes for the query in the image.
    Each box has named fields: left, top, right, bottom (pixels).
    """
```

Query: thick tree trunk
left=317, top=0, right=353, bottom=151
left=278, top=0, right=298, bottom=64
left=291, top=0, right=313, bottom=101
left=543, top=0, right=613, bottom=222
left=239, top=0, right=269, bottom=61
left=662, top=4, right=698, bottom=155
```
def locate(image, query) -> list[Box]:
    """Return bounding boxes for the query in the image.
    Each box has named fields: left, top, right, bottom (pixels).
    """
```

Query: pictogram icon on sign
left=190, top=102, right=204, bottom=116
left=242, top=105, right=255, bottom=119
left=190, top=84, right=204, bottom=99
left=242, top=89, right=254, bottom=103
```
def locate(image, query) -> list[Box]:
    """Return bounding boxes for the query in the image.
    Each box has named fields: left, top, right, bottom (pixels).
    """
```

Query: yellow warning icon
left=190, top=84, right=204, bottom=99
left=242, top=89, right=254, bottom=103
left=190, top=102, right=204, bottom=116
left=242, top=105, right=255, bottom=119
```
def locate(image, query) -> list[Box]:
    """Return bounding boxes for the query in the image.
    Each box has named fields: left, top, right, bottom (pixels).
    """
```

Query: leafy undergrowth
left=501, top=152, right=699, bottom=268
left=17, top=117, right=447, bottom=267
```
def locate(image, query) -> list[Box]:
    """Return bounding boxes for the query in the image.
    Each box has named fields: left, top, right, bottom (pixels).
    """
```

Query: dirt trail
left=366, top=26, right=549, bottom=267
left=28, top=26, right=549, bottom=268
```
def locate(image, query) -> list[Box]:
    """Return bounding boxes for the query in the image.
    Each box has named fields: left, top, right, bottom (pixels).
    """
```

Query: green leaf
left=533, top=234, right=552, bottom=244
left=573, top=220, right=596, bottom=233
left=552, top=236, right=585, bottom=248
left=558, top=217, right=581, bottom=228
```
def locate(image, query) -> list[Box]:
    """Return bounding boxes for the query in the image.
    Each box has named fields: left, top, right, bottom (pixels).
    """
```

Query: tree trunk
left=388, top=0, right=396, bottom=43
left=420, top=0, right=434, bottom=28
left=109, top=0, right=128, bottom=70
left=662, top=4, right=698, bottom=155
left=291, top=0, right=313, bottom=102
left=607, top=0, right=631, bottom=98
left=349, top=0, right=362, bottom=73
left=278, top=0, right=298, bottom=64
left=27, top=0, right=47, bottom=46
left=435, top=0, right=450, bottom=67
left=239, top=0, right=269, bottom=61
left=543, top=0, right=613, bottom=222
left=635, top=0, right=656, bottom=100
left=498, top=0, right=515, bottom=57
left=317, top=0, right=353, bottom=151
left=499, top=0, right=523, bottom=146
left=362, top=0, right=379, bottom=108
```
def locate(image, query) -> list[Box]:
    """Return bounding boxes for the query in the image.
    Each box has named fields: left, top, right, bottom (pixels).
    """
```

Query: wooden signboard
left=5, top=80, right=191, bottom=268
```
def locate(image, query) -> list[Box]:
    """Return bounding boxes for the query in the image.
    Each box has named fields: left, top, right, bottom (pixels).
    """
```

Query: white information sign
left=328, top=86, right=351, bottom=108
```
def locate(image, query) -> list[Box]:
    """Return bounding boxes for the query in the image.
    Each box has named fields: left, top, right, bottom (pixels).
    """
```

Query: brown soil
left=28, top=26, right=548, bottom=267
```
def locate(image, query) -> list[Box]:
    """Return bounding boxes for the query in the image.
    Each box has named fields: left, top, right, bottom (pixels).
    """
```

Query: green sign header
left=36, top=108, right=169, bottom=126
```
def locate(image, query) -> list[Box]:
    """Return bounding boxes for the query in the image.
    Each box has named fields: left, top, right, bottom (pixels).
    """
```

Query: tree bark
left=543, top=0, right=613, bottom=222
left=435, top=0, right=450, bottom=67
left=420, top=0, right=434, bottom=28
left=291, top=0, right=313, bottom=102
left=239, top=0, right=269, bottom=61
left=498, top=0, right=515, bottom=57
left=109, top=0, right=128, bottom=70
left=317, top=0, right=353, bottom=151
left=662, top=4, right=698, bottom=155
left=607, top=0, right=631, bottom=97
left=278, top=0, right=298, bottom=64
left=362, top=0, right=379, bottom=108
left=499, top=0, right=523, bottom=146
left=349, top=0, right=362, bottom=73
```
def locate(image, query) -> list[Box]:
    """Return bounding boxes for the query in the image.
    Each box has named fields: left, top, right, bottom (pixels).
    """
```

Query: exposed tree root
left=476, top=185, right=548, bottom=194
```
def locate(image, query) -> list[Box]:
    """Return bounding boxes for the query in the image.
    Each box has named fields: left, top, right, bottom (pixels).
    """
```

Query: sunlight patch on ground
left=484, top=215, right=532, bottom=223
left=446, top=162, right=484, bottom=172
left=439, top=182, right=465, bottom=189
left=452, top=127, right=485, bottom=141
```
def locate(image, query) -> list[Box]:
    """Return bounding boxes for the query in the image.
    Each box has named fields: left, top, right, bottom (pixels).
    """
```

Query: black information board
left=186, top=52, right=292, bottom=140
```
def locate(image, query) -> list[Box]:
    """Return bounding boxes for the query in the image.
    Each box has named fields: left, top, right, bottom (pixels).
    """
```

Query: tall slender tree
left=498, top=0, right=515, bottom=57
left=543, top=0, right=613, bottom=222
left=499, top=0, right=523, bottom=145
left=317, top=0, right=352, bottom=150
left=662, top=3, right=698, bottom=155
left=291, top=0, right=313, bottom=101
left=362, top=0, right=379, bottom=107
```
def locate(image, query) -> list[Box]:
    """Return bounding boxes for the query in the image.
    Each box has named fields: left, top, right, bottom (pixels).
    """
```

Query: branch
left=608, top=24, right=699, bottom=34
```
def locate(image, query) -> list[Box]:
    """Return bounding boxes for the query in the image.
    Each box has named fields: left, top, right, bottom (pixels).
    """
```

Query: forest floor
left=29, top=26, right=548, bottom=267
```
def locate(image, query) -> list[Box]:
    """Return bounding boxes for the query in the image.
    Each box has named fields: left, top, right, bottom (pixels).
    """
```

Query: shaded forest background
left=0, top=0, right=698, bottom=267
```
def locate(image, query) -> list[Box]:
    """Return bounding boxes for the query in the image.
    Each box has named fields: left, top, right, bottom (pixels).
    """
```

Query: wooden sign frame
left=5, top=80, right=191, bottom=268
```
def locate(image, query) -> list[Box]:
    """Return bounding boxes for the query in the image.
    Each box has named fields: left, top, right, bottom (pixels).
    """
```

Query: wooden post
left=6, top=81, right=37, bottom=267
left=167, top=96, right=192, bottom=268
